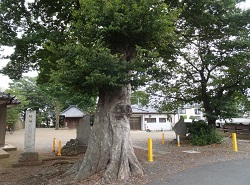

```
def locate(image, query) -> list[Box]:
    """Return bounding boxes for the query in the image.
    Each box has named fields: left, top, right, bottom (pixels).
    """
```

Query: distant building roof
left=182, top=104, right=201, bottom=109
left=132, top=105, right=160, bottom=114
left=0, top=92, right=20, bottom=108
left=60, top=105, right=85, bottom=118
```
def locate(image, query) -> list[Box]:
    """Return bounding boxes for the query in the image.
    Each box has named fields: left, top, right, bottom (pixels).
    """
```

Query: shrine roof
left=0, top=92, right=20, bottom=107
left=60, top=105, right=85, bottom=118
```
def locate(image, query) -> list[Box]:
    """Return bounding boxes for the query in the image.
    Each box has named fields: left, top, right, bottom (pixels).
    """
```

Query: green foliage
left=131, top=91, right=149, bottom=106
left=36, top=112, right=43, bottom=127
left=5, top=84, right=29, bottom=126
left=7, top=76, right=53, bottom=120
left=149, top=0, right=250, bottom=127
left=187, top=120, right=223, bottom=146
left=180, top=115, right=187, bottom=119
left=189, top=115, right=195, bottom=120
left=6, top=106, right=21, bottom=127
left=5, top=76, right=96, bottom=128
left=38, top=82, right=97, bottom=114
left=5, top=76, right=53, bottom=126
left=0, top=0, right=178, bottom=97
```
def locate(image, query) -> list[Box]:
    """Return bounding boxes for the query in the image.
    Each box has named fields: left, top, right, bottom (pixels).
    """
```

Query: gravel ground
left=1, top=129, right=250, bottom=185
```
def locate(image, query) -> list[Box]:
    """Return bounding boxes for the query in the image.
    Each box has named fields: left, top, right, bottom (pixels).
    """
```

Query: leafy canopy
left=1, top=0, right=178, bottom=96
left=150, top=0, right=250, bottom=125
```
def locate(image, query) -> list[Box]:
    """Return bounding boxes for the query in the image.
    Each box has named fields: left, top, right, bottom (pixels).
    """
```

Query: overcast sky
left=0, top=47, right=37, bottom=90
left=0, top=0, right=250, bottom=91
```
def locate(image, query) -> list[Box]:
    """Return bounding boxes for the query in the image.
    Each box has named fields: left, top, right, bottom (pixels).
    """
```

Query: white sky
left=0, top=47, right=38, bottom=90
left=0, top=0, right=250, bottom=91
left=0, top=47, right=15, bottom=91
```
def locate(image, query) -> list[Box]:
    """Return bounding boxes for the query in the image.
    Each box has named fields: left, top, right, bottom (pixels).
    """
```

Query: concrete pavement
left=149, top=158, right=250, bottom=185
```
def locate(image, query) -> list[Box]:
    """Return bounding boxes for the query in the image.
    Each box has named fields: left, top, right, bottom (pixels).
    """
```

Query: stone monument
left=173, top=116, right=187, bottom=140
left=76, top=114, right=91, bottom=147
left=61, top=114, right=91, bottom=155
left=13, top=110, right=42, bottom=167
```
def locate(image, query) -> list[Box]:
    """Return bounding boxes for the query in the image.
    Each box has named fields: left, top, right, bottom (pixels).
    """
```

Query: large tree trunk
left=207, top=117, right=216, bottom=128
left=66, top=85, right=144, bottom=184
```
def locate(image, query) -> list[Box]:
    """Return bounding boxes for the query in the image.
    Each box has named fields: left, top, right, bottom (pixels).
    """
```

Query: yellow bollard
left=148, top=138, right=153, bottom=162
left=162, top=133, right=165, bottom=145
left=58, top=141, right=62, bottom=156
left=177, top=135, right=180, bottom=147
left=232, top=133, right=238, bottom=152
left=52, top=138, right=56, bottom=152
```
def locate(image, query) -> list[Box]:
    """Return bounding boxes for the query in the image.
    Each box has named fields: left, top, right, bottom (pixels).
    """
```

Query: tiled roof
left=0, top=92, right=20, bottom=106
left=60, top=105, right=85, bottom=118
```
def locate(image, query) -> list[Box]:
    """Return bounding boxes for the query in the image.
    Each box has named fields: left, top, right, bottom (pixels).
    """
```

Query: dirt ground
left=1, top=132, right=250, bottom=185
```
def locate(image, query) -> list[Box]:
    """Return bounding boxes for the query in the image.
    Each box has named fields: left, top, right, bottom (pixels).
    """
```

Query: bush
left=180, top=115, right=187, bottom=119
left=187, top=120, right=223, bottom=146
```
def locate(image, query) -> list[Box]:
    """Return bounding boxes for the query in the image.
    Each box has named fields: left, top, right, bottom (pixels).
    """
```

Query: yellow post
left=148, top=138, right=153, bottom=162
left=58, top=141, right=62, bottom=156
left=162, top=133, right=165, bottom=144
left=232, top=133, right=238, bottom=152
left=177, top=135, right=180, bottom=147
left=52, top=138, right=56, bottom=152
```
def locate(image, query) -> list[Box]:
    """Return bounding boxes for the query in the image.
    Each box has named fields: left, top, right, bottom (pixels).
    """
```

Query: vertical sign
left=24, top=110, right=36, bottom=152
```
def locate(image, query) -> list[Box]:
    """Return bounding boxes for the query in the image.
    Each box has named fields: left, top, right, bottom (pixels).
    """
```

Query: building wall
left=64, top=117, right=82, bottom=129
left=171, top=107, right=205, bottom=126
left=131, top=114, right=172, bottom=131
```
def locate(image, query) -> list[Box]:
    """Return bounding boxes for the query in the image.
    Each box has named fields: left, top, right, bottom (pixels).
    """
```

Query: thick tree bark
left=200, top=73, right=217, bottom=128
left=66, top=85, right=144, bottom=184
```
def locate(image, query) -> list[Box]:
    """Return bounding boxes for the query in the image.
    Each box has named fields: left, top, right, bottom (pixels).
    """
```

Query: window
left=159, top=118, right=166, bottom=123
left=194, top=109, right=201, bottom=115
left=179, top=109, right=186, bottom=114
left=145, top=118, right=156, bottom=123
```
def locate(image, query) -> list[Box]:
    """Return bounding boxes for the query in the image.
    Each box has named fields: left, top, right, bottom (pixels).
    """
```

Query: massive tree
left=151, top=0, right=250, bottom=127
left=0, top=0, right=177, bottom=183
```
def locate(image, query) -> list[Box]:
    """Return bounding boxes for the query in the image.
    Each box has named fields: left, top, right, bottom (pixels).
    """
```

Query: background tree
left=150, top=0, right=250, bottom=127
left=7, top=76, right=53, bottom=126
left=0, top=0, right=178, bottom=183
left=131, top=91, right=150, bottom=107
left=39, top=82, right=96, bottom=129
left=5, top=88, right=29, bottom=128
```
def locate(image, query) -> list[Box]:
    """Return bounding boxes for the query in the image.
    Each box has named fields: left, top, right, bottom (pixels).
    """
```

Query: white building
left=170, top=105, right=205, bottom=126
left=130, top=105, right=172, bottom=131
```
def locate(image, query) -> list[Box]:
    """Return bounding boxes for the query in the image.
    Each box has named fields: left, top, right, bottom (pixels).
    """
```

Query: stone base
left=12, top=160, right=43, bottom=168
left=0, top=148, right=10, bottom=159
left=12, top=152, right=42, bottom=168
left=18, top=152, right=39, bottom=162
left=2, top=143, right=17, bottom=151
